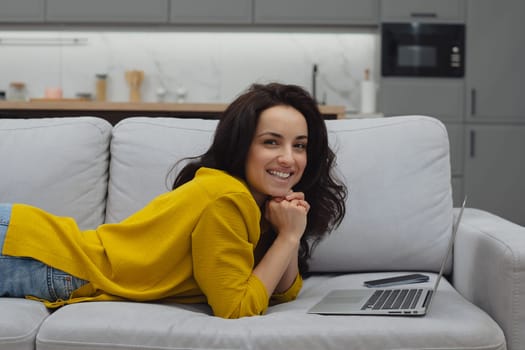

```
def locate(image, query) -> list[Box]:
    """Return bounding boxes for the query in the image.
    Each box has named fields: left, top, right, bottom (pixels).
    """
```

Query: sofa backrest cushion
left=309, top=116, right=453, bottom=273
left=108, top=116, right=453, bottom=273
left=106, top=117, right=217, bottom=223
left=0, top=117, right=112, bottom=230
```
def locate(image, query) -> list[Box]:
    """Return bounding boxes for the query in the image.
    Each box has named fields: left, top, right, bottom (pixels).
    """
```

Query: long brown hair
left=173, top=83, right=347, bottom=274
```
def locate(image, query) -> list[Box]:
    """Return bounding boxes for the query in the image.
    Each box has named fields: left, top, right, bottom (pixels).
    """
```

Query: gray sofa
left=1, top=115, right=523, bottom=350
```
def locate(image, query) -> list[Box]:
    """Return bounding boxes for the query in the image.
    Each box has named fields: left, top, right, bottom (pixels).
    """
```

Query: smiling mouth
left=268, top=170, right=292, bottom=179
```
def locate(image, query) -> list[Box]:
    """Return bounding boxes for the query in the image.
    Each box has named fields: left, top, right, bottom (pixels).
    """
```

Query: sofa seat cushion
left=36, top=274, right=505, bottom=350
left=0, top=298, right=50, bottom=350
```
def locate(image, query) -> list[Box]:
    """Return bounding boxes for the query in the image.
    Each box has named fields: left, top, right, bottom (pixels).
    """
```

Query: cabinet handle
left=410, top=12, right=437, bottom=18
left=469, top=130, right=476, bottom=158
left=471, top=89, right=477, bottom=116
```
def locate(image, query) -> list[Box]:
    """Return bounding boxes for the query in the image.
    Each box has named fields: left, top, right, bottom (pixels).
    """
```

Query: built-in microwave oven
left=381, top=23, right=465, bottom=78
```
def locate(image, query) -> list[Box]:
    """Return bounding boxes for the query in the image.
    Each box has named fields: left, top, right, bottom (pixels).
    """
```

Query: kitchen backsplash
left=0, top=30, right=377, bottom=111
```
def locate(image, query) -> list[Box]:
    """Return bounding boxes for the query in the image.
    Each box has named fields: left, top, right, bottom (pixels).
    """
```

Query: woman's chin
left=268, top=190, right=291, bottom=199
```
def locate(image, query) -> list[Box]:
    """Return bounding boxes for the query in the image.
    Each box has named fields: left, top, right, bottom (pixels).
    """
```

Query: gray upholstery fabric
left=105, top=117, right=217, bottom=223
left=106, top=116, right=453, bottom=273
left=0, top=299, right=50, bottom=350
left=36, top=274, right=505, bottom=350
left=454, top=208, right=525, bottom=350
left=0, top=116, right=518, bottom=350
left=313, top=116, right=453, bottom=273
left=0, top=117, right=112, bottom=230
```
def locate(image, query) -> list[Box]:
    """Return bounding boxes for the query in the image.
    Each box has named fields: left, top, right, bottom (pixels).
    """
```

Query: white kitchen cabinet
left=380, top=0, right=465, bottom=23
left=170, top=0, right=252, bottom=24
left=464, top=124, right=525, bottom=226
left=46, top=0, right=169, bottom=23
left=0, top=0, right=44, bottom=22
left=466, top=0, right=525, bottom=123
left=254, top=0, right=379, bottom=25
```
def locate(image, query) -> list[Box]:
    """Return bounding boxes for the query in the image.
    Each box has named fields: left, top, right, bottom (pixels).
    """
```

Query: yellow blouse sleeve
left=270, top=273, right=303, bottom=305
left=191, top=192, right=268, bottom=319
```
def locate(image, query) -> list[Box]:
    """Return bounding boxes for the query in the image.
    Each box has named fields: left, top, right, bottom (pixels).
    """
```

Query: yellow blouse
left=2, top=167, right=302, bottom=318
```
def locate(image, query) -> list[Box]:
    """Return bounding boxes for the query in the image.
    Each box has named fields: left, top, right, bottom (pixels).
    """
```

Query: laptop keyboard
left=361, top=289, right=427, bottom=310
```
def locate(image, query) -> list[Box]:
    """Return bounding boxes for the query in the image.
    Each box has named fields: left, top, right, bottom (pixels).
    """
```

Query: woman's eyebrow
left=257, top=132, right=308, bottom=139
left=257, top=131, right=282, bottom=138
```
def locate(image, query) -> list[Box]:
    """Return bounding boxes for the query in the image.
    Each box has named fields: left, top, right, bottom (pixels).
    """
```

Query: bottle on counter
left=359, top=69, right=376, bottom=114
left=125, top=70, right=144, bottom=103
left=95, top=74, right=108, bottom=102
left=7, top=82, right=28, bottom=102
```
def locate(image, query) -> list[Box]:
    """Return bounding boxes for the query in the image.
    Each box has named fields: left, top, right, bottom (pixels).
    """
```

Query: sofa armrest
left=453, top=208, right=525, bottom=350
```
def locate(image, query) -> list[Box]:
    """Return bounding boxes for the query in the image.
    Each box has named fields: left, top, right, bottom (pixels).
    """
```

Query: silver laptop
left=308, top=197, right=467, bottom=316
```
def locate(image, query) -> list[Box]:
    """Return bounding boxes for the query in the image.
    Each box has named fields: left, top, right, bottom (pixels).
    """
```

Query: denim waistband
left=0, top=203, right=13, bottom=251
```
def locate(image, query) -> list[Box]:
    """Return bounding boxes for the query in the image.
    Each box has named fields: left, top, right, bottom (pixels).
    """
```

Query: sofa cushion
left=0, top=298, right=50, bottom=350
left=106, top=117, right=217, bottom=223
left=35, top=274, right=505, bottom=350
left=310, top=116, right=453, bottom=273
left=0, top=117, right=112, bottom=230
left=107, top=116, right=452, bottom=273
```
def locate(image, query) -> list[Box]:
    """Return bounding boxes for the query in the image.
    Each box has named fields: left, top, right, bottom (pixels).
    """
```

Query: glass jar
left=7, top=82, right=28, bottom=101
left=95, top=74, right=107, bottom=102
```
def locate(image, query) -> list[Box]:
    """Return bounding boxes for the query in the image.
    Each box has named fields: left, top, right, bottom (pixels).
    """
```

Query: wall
left=0, top=29, right=377, bottom=111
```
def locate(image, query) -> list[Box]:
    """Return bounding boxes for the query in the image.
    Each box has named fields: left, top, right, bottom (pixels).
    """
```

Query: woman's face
left=245, top=105, right=308, bottom=206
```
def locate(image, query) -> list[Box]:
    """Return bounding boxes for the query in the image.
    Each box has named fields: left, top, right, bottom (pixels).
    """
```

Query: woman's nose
left=277, top=147, right=294, bottom=165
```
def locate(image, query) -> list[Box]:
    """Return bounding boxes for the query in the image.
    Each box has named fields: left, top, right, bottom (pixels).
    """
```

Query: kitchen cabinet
left=46, top=0, right=169, bottom=23
left=254, top=0, right=379, bottom=25
left=380, top=0, right=465, bottom=23
left=0, top=0, right=44, bottom=22
left=464, top=124, right=525, bottom=226
left=379, top=78, right=464, bottom=123
left=466, top=0, right=525, bottom=123
left=445, top=123, right=464, bottom=178
left=170, top=0, right=252, bottom=24
left=447, top=123, right=465, bottom=207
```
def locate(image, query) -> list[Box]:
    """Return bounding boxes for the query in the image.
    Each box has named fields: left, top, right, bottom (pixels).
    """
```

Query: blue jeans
left=0, top=203, right=87, bottom=301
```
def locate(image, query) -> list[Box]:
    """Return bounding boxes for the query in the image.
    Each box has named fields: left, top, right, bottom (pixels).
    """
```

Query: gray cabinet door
left=445, top=123, right=464, bottom=177
left=379, top=78, right=464, bottom=122
left=254, top=0, right=378, bottom=25
left=381, top=0, right=465, bottom=23
left=466, top=0, right=525, bottom=122
left=0, top=0, right=44, bottom=22
left=464, top=124, right=525, bottom=226
left=170, top=0, right=252, bottom=24
left=46, top=0, right=169, bottom=23
left=446, top=123, right=465, bottom=207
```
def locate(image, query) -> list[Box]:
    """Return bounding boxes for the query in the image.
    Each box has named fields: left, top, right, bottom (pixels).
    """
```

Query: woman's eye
left=263, top=139, right=278, bottom=145
left=295, top=143, right=307, bottom=150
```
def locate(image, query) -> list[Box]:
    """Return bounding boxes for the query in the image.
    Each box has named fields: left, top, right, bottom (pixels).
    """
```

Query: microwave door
left=381, top=23, right=464, bottom=78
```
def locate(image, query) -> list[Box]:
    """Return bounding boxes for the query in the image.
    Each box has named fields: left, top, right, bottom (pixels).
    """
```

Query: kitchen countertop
left=0, top=100, right=346, bottom=124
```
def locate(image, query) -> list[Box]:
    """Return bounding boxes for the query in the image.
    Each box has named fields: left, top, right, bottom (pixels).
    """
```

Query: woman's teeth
left=268, top=170, right=291, bottom=179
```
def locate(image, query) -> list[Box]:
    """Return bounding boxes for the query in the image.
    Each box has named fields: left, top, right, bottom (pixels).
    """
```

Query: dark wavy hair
left=173, top=82, right=347, bottom=274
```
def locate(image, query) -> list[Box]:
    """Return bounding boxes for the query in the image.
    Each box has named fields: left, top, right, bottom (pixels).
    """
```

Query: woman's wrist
left=272, top=235, right=300, bottom=294
left=274, top=231, right=301, bottom=247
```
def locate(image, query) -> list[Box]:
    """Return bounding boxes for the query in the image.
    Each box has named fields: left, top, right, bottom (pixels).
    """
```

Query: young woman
left=0, top=83, right=346, bottom=319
